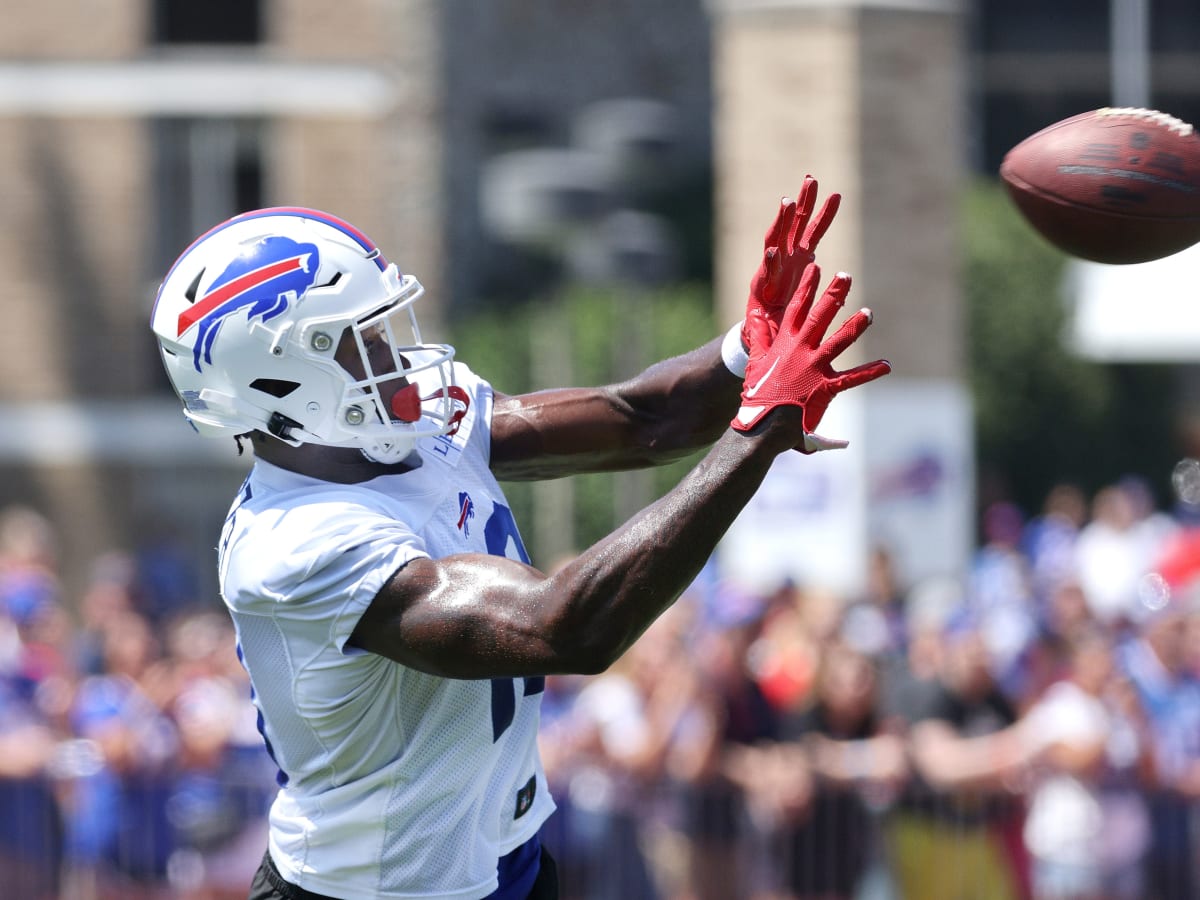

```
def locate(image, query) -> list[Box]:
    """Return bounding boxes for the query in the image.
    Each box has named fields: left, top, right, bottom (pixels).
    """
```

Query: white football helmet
left=151, top=207, right=461, bottom=463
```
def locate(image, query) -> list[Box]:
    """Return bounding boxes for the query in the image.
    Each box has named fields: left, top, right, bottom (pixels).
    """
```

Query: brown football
left=999, top=107, right=1200, bottom=264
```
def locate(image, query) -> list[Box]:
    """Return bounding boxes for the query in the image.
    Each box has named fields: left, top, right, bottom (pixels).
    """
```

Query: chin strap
left=267, top=412, right=304, bottom=441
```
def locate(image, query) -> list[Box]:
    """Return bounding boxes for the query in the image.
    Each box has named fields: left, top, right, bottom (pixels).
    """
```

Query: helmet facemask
left=323, top=278, right=463, bottom=463
left=151, top=208, right=462, bottom=463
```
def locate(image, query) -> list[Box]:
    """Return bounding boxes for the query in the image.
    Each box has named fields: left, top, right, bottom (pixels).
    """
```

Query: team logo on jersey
left=177, top=236, right=320, bottom=372
left=457, top=492, right=475, bottom=536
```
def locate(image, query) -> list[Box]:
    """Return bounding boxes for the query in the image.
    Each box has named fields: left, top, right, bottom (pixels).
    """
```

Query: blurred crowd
left=1, top=475, right=1199, bottom=900
left=538, top=476, right=1200, bottom=900
left=0, top=506, right=274, bottom=900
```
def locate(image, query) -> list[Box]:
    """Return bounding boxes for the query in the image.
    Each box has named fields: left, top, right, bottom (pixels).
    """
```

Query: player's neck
left=248, top=433, right=421, bottom=483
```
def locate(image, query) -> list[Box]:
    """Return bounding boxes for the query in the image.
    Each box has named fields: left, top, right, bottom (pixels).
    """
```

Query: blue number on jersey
left=484, top=502, right=545, bottom=741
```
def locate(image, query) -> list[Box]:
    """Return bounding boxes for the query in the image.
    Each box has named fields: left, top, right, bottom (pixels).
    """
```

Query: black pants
left=248, top=846, right=559, bottom=900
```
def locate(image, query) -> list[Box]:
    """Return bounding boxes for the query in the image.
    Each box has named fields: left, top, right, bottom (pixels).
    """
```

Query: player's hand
left=742, top=176, right=841, bottom=360
left=732, top=264, right=890, bottom=452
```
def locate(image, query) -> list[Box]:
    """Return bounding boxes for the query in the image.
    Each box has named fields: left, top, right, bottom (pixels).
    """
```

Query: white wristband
left=721, top=321, right=749, bottom=378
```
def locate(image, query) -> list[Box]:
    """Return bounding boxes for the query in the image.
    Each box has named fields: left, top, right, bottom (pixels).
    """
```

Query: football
left=999, top=107, right=1200, bottom=264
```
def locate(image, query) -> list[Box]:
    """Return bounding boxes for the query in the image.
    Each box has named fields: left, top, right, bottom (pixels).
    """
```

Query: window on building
left=148, top=117, right=266, bottom=392
left=152, top=0, right=262, bottom=45
left=976, top=0, right=1110, bottom=54
left=149, top=117, right=266, bottom=303
left=971, top=2, right=1200, bottom=173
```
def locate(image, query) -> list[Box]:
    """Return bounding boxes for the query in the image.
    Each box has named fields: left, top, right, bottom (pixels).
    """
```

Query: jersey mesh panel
left=380, top=676, right=493, bottom=884
left=237, top=613, right=332, bottom=786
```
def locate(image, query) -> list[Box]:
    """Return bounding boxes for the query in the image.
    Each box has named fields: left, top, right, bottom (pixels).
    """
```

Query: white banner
left=718, top=377, right=973, bottom=598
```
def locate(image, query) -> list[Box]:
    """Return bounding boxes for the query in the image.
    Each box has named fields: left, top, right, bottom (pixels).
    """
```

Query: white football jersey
left=218, top=362, right=554, bottom=899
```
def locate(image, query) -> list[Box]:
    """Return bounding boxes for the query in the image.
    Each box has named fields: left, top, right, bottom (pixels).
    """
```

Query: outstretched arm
left=354, top=410, right=800, bottom=676
left=349, top=269, right=889, bottom=677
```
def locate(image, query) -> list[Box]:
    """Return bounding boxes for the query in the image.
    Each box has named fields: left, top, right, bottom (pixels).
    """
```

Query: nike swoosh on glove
left=732, top=264, right=891, bottom=452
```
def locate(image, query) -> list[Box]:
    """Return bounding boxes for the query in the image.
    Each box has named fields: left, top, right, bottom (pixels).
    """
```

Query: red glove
left=742, top=176, right=841, bottom=361
left=732, top=264, right=891, bottom=450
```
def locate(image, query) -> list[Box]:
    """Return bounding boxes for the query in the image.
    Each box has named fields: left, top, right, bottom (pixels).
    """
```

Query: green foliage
left=448, top=282, right=715, bottom=562
left=965, top=180, right=1179, bottom=514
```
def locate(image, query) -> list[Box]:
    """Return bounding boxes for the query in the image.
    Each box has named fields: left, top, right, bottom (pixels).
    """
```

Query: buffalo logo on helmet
left=177, top=236, right=321, bottom=372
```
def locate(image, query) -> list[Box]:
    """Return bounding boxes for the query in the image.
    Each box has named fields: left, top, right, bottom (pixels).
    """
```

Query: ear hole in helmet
left=250, top=378, right=301, bottom=398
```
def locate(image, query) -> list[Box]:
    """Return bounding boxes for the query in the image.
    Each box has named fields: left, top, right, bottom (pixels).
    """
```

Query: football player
left=149, top=178, right=889, bottom=900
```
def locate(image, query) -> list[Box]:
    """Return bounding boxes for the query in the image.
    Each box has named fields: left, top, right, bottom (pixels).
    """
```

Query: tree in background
left=965, top=180, right=1180, bottom=521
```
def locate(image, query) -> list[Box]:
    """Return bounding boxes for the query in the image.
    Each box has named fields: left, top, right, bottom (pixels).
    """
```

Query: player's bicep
left=347, top=553, right=561, bottom=678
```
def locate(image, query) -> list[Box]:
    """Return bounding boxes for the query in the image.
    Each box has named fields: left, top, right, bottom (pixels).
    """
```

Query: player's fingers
left=763, top=197, right=796, bottom=252
left=800, top=272, right=850, bottom=344
left=788, top=177, right=819, bottom=252
left=778, top=266, right=808, bottom=314
left=800, top=193, right=842, bottom=253
left=783, top=263, right=822, bottom=334
left=820, top=307, right=875, bottom=360
left=831, top=358, right=892, bottom=392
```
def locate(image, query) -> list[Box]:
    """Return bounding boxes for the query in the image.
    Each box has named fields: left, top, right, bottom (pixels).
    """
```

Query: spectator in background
left=541, top=608, right=698, bottom=900
left=748, top=582, right=823, bottom=718
left=1075, top=481, right=1177, bottom=628
left=1075, top=485, right=1143, bottom=627
left=1011, top=579, right=1096, bottom=719
left=1120, top=475, right=1178, bottom=552
left=0, top=606, right=64, bottom=900
left=969, top=502, right=1039, bottom=696
left=1022, top=483, right=1087, bottom=604
left=1186, top=601, right=1200, bottom=678
left=0, top=506, right=59, bottom=602
left=0, top=505, right=71, bottom=694
left=73, top=552, right=140, bottom=677
left=66, top=609, right=179, bottom=899
left=1040, top=580, right=1096, bottom=651
left=160, top=611, right=276, bottom=900
left=0, top=505, right=75, bottom=900
left=671, top=592, right=779, bottom=900
left=877, top=574, right=961, bottom=724
left=731, top=635, right=906, bottom=900
left=1021, top=629, right=1152, bottom=900
left=838, top=545, right=909, bottom=663
left=132, top=517, right=202, bottom=627
left=1118, top=598, right=1200, bottom=900
left=883, top=608, right=1036, bottom=900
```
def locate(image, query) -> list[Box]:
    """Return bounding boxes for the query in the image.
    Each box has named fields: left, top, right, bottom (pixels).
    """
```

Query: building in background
left=0, top=0, right=436, bottom=600
left=1, top=0, right=1200, bottom=599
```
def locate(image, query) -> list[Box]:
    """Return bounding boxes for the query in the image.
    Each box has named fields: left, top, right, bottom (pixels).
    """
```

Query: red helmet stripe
left=176, top=255, right=305, bottom=337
